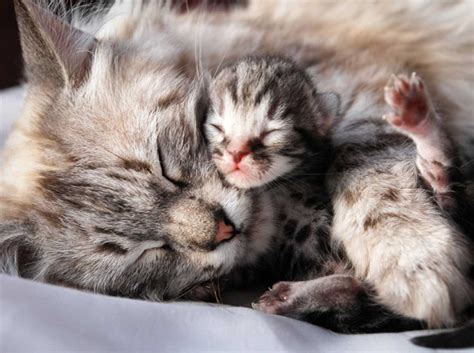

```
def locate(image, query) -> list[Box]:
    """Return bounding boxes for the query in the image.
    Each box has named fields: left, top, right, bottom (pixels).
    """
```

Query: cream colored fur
left=1, top=0, right=472, bottom=326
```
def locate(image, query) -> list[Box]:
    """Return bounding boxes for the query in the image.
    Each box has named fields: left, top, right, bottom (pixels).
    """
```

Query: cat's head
left=205, top=56, right=328, bottom=189
left=0, top=0, right=274, bottom=300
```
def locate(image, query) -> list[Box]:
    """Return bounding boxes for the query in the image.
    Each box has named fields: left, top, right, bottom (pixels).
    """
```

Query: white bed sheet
left=0, top=87, right=466, bottom=352
left=0, top=274, right=452, bottom=353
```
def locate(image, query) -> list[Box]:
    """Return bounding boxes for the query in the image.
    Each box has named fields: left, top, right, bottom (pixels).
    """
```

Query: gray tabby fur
left=0, top=0, right=472, bottom=333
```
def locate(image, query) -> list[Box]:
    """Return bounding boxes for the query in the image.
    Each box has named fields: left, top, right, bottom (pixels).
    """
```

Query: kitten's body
left=1, top=0, right=473, bottom=334
left=209, top=56, right=471, bottom=331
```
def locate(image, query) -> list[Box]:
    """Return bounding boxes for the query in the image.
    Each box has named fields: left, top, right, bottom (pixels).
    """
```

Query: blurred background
left=0, top=0, right=244, bottom=89
left=0, top=0, right=22, bottom=89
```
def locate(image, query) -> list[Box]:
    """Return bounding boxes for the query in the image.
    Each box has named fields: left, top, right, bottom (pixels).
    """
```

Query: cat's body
left=1, top=0, right=473, bottom=335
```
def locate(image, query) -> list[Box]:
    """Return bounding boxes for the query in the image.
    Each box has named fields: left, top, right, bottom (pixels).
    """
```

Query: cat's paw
left=383, top=73, right=431, bottom=135
left=252, top=281, right=296, bottom=315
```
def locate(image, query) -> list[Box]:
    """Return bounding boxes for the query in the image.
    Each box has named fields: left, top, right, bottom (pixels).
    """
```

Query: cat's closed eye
left=133, top=242, right=174, bottom=264
left=210, top=124, right=224, bottom=133
left=260, top=129, right=281, bottom=140
left=158, top=145, right=189, bottom=188
left=162, top=174, right=189, bottom=189
left=159, top=244, right=173, bottom=251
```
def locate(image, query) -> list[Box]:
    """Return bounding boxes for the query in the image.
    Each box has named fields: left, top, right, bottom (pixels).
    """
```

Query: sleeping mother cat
left=0, top=0, right=472, bottom=340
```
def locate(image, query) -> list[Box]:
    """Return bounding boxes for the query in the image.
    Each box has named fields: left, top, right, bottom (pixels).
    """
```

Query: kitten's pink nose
left=214, top=219, right=236, bottom=245
left=231, top=151, right=250, bottom=164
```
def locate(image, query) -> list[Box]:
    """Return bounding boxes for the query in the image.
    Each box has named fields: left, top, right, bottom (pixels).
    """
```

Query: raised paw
left=384, top=73, right=431, bottom=135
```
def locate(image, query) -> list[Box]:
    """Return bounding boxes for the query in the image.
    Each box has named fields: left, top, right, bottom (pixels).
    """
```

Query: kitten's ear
left=315, top=92, right=342, bottom=135
left=14, top=0, right=97, bottom=88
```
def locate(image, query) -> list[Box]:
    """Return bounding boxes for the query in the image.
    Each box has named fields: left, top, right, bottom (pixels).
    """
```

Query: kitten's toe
left=392, top=73, right=411, bottom=95
left=252, top=282, right=294, bottom=315
left=382, top=113, right=403, bottom=127
left=384, top=73, right=430, bottom=133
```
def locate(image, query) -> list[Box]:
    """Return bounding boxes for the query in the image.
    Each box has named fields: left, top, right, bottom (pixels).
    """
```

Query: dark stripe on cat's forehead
left=121, top=159, right=152, bottom=173
left=240, top=79, right=254, bottom=103
left=254, top=79, right=274, bottom=106
left=226, top=69, right=239, bottom=104
left=96, top=242, right=128, bottom=255
left=156, top=90, right=181, bottom=109
left=94, top=226, right=130, bottom=238
left=106, top=172, right=134, bottom=182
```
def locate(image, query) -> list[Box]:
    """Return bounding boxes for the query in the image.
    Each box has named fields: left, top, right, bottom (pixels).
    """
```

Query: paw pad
left=384, top=72, right=429, bottom=132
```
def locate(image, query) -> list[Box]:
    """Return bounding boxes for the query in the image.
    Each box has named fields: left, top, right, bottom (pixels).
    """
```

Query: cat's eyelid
left=125, top=240, right=171, bottom=265
left=157, top=144, right=186, bottom=190
left=210, top=123, right=224, bottom=133
left=261, top=128, right=282, bottom=139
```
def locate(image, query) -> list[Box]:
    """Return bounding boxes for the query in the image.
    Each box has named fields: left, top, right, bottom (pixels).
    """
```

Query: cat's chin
left=225, top=170, right=266, bottom=189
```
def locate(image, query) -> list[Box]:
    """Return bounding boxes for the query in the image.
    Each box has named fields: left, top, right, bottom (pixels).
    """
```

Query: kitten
left=205, top=56, right=331, bottom=189
left=206, top=56, right=471, bottom=333
left=252, top=70, right=473, bottom=332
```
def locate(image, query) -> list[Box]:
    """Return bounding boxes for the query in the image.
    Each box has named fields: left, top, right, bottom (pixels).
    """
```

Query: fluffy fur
left=0, top=0, right=472, bottom=334
left=205, top=56, right=329, bottom=189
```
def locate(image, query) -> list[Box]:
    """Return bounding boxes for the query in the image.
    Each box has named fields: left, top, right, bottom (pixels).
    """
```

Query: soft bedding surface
left=0, top=88, right=466, bottom=352
left=0, top=274, right=453, bottom=353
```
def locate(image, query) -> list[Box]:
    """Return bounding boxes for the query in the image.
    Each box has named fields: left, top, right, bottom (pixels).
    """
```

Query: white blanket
left=0, top=274, right=451, bottom=353
left=0, top=87, right=464, bottom=352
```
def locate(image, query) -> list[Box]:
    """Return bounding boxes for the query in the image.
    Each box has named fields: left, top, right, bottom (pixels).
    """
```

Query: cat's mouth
left=224, top=167, right=266, bottom=189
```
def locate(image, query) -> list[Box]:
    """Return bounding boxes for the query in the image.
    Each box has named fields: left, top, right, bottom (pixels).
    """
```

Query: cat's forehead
left=46, top=44, right=207, bottom=177
left=215, top=94, right=288, bottom=134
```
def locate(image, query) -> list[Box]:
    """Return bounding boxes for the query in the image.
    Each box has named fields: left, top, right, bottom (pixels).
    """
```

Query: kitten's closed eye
left=206, top=56, right=325, bottom=189
left=210, top=124, right=224, bottom=133
left=260, top=129, right=281, bottom=140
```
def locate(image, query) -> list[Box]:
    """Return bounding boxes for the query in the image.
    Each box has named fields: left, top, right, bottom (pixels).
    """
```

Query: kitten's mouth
left=224, top=166, right=265, bottom=187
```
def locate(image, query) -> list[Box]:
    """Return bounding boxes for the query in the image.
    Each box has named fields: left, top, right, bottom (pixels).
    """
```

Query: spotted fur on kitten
left=205, top=56, right=331, bottom=189
left=206, top=56, right=471, bottom=332
left=252, top=69, right=473, bottom=331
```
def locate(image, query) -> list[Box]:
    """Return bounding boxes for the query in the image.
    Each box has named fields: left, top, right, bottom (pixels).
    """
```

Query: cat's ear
left=14, top=0, right=97, bottom=88
left=0, top=220, right=34, bottom=276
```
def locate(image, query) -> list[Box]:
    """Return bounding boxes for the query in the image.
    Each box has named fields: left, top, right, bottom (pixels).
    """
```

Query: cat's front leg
left=383, top=73, right=456, bottom=210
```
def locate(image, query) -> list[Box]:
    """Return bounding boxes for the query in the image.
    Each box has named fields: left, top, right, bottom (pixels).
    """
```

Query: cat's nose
left=214, top=218, right=236, bottom=245
left=231, top=150, right=250, bottom=164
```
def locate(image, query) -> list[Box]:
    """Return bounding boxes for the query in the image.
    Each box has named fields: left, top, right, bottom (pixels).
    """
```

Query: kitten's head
left=0, top=0, right=274, bottom=300
left=205, top=56, right=327, bottom=189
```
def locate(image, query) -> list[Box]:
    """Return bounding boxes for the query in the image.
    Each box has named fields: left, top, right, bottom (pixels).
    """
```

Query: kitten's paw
left=384, top=73, right=430, bottom=135
left=252, top=282, right=295, bottom=315
left=252, top=275, right=361, bottom=318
